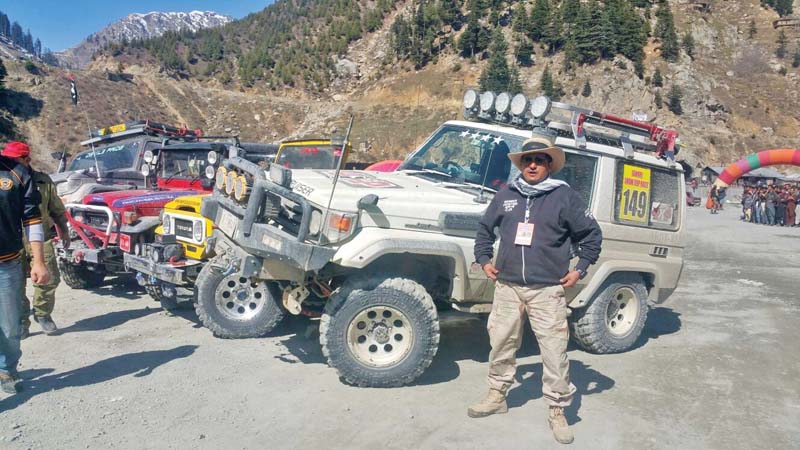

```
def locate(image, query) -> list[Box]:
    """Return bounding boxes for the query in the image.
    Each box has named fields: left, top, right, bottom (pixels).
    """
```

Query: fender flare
left=570, top=261, right=660, bottom=307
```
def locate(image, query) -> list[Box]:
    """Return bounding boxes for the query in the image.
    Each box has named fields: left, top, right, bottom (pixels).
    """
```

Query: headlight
left=510, top=94, right=528, bottom=116
left=233, top=175, right=249, bottom=201
left=162, top=213, right=171, bottom=235
left=141, top=165, right=151, bottom=177
left=321, top=210, right=358, bottom=244
left=495, top=92, right=511, bottom=114
left=215, top=166, right=227, bottom=190
left=205, top=165, right=216, bottom=179
left=143, top=150, right=155, bottom=163
left=225, top=170, right=237, bottom=195
left=207, top=151, right=218, bottom=165
left=193, top=220, right=204, bottom=242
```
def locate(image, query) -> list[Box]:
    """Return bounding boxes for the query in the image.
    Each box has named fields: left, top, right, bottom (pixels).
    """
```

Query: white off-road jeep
left=196, top=91, right=686, bottom=387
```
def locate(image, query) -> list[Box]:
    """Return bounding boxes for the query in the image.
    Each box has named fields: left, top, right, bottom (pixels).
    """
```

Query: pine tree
left=776, top=30, right=788, bottom=59
left=654, top=90, right=663, bottom=109
left=515, top=38, right=535, bottom=66
left=747, top=19, right=757, bottom=39
left=540, top=65, right=555, bottom=97
left=508, top=65, right=523, bottom=94
left=571, top=1, right=603, bottom=64
left=652, top=67, right=664, bottom=87
left=562, top=0, right=581, bottom=23
left=0, top=58, right=6, bottom=90
left=682, top=32, right=695, bottom=59
left=775, top=0, right=793, bottom=17
left=479, top=30, right=513, bottom=92
left=793, top=46, right=800, bottom=68
left=529, top=0, right=551, bottom=42
left=656, top=3, right=680, bottom=62
left=458, top=11, right=490, bottom=57
left=512, top=2, right=529, bottom=32
left=581, top=80, right=592, bottom=97
left=440, top=0, right=461, bottom=24
left=667, top=85, right=683, bottom=115
left=0, top=13, right=9, bottom=37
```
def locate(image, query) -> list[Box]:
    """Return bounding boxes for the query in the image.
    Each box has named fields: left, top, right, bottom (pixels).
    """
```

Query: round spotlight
left=233, top=175, right=249, bottom=202
left=205, top=165, right=215, bottom=180
left=510, top=94, right=528, bottom=116
left=480, top=91, right=496, bottom=112
left=225, top=170, right=237, bottom=195
left=495, top=92, right=511, bottom=114
left=141, top=165, right=151, bottom=177
left=215, top=166, right=227, bottom=190
left=530, top=96, right=552, bottom=119
left=463, top=89, right=479, bottom=110
left=143, top=150, right=155, bottom=164
left=207, top=150, right=218, bottom=165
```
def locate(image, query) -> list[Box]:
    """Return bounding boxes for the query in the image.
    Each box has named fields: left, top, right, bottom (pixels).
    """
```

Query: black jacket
left=474, top=183, right=602, bottom=286
left=0, top=156, right=42, bottom=262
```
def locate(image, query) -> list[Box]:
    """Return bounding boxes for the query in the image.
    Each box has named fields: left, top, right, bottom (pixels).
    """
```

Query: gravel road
left=2, top=205, right=798, bottom=450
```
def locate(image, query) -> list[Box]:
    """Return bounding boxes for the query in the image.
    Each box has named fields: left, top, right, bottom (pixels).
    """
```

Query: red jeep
left=56, top=141, right=268, bottom=289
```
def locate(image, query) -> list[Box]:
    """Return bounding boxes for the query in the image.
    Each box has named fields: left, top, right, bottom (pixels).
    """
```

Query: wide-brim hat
left=508, top=137, right=565, bottom=174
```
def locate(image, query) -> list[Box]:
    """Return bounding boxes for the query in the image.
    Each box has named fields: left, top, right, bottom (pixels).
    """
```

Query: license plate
left=119, top=233, right=131, bottom=252
left=218, top=209, right=238, bottom=237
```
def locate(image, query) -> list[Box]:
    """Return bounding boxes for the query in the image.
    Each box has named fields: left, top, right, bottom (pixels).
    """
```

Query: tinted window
left=614, top=161, right=681, bottom=230
left=508, top=150, right=597, bottom=206
left=277, top=145, right=342, bottom=169
left=160, top=149, right=212, bottom=180
left=68, top=141, right=139, bottom=172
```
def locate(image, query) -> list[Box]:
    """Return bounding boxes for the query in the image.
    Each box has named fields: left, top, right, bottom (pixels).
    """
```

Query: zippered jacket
left=0, top=156, right=42, bottom=262
left=474, top=184, right=602, bottom=286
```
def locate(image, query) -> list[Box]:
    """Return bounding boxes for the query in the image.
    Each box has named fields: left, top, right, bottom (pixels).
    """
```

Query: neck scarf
left=511, top=174, right=569, bottom=197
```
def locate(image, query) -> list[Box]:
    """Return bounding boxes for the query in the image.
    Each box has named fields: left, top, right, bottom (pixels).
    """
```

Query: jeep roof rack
left=81, top=119, right=203, bottom=146
left=462, top=90, right=680, bottom=161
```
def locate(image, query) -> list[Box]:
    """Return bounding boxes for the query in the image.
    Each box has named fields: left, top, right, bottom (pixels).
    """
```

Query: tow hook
left=282, top=285, right=310, bottom=315
left=73, top=250, right=84, bottom=264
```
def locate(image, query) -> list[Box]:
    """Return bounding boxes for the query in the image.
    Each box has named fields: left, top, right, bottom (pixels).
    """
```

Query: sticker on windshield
left=618, top=164, right=651, bottom=223
left=316, top=170, right=401, bottom=189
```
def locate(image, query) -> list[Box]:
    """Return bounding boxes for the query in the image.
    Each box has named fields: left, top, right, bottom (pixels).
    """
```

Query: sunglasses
left=521, top=155, right=551, bottom=165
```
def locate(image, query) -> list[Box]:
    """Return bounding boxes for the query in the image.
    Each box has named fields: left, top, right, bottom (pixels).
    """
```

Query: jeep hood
left=288, top=169, right=490, bottom=225
left=82, top=189, right=200, bottom=216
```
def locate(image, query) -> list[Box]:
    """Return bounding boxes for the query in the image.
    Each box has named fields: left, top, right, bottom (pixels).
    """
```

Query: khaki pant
left=487, top=281, right=576, bottom=407
left=21, top=240, right=61, bottom=327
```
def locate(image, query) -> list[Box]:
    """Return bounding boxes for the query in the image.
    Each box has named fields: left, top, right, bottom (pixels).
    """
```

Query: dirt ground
left=1, top=205, right=799, bottom=450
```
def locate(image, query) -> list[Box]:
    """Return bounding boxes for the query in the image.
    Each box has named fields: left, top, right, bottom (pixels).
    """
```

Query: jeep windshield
left=159, top=148, right=213, bottom=180
left=277, top=144, right=342, bottom=170
left=399, top=124, right=524, bottom=190
left=68, top=141, right=140, bottom=173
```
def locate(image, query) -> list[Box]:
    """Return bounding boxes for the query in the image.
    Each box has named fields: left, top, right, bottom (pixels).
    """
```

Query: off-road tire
left=194, top=263, right=284, bottom=339
left=320, top=275, right=440, bottom=387
left=57, top=260, right=106, bottom=289
left=570, top=274, right=648, bottom=354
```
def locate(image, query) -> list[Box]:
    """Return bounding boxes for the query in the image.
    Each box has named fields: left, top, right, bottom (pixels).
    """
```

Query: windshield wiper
left=400, top=167, right=453, bottom=178
left=162, top=168, right=188, bottom=185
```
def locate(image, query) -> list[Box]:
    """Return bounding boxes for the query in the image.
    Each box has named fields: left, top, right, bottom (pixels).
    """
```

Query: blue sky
left=1, top=1, right=272, bottom=51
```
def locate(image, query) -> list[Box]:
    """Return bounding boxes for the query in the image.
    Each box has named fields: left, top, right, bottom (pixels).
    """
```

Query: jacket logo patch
left=584, top=208, right=594, bottom=219
left=0, top=178, right=13, bottom=190
left=503, top=199, right=518, bottom=212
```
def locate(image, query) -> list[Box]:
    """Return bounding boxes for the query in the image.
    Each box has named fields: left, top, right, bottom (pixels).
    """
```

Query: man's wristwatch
left=574, top=268, right=588, bottom=280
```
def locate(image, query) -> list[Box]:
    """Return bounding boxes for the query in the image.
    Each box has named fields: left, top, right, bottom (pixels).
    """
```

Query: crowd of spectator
left=740, top=185, right=799, bottom=226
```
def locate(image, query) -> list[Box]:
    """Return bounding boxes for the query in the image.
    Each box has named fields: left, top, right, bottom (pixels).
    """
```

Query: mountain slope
left=56, top=11, right=232, bottom=69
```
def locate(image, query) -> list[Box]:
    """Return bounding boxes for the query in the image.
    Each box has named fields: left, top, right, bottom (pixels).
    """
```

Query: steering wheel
left=441, top=160, right=464, bottom=177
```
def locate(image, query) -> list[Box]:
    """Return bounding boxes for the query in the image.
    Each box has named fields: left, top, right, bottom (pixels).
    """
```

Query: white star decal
left=481, top=134, right=492, bottom=142
left=460, top=130, right=471, bottom=137
left=492, top=136, right=504, bottom=144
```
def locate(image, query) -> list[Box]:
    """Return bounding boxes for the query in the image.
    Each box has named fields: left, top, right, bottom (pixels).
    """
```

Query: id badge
left=514, top=222, right=534, bottom=246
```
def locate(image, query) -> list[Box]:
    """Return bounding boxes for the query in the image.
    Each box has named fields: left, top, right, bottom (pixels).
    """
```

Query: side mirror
left=357, top=194, right=379, bottom=210
left=51, top=151, right=65, bottom=160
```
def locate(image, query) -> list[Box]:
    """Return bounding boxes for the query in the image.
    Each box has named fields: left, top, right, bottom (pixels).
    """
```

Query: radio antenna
left=321, top=115, right=354, bottom=244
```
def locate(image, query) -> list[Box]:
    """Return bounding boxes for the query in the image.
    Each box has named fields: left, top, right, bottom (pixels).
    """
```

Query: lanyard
left=524, top=197, right=532, bottom=223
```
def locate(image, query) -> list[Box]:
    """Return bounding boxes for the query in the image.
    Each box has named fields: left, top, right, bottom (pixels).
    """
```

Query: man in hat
left=1, top=143, right=69, bottom=337
left=470, top=136, right=602, bottom=444
left=0, top=141, right=49, bottom=394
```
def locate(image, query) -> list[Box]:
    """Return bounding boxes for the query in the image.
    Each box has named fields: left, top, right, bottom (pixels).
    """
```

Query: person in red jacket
left=0, top=141, right=50, bottom=395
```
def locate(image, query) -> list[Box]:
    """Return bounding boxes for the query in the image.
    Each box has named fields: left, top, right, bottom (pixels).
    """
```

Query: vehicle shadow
left=273, top=316, right=326, bottom=365
left=57, top=307, right=160, bottom=334
left=0, top=345, right=198, bottom=413
left=630, top=306, right=682, bottom=350
left=86, top=276, right=145, bottom=300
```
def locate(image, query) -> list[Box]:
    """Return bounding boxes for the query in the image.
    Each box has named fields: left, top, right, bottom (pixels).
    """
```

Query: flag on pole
left=69, top=74, right=78, bottom=106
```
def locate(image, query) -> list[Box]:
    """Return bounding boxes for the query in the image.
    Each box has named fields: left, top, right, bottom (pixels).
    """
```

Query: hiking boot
left=547, top=406, right=574, bottom=444
left=35, top=316, right=58, bottom=335
left=0, top=373, right=19, bottom=394
left=467, top=389, right=508, bottom=418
